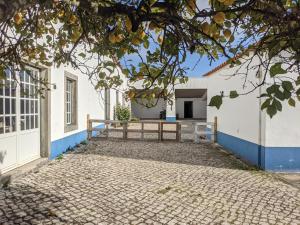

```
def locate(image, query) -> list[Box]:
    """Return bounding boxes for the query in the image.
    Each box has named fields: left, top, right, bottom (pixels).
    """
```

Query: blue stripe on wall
left=50, top=124, right=104, bottom=159
left=217, top=131, right=260, bottom=166
left=215, top=131, right=300, bottom=172
left=166, top=117, right=176, bottom=122
left=262, top=147, right=300, bottom=172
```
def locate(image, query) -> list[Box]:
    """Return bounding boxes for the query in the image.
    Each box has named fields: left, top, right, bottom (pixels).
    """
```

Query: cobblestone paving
left=0, top=140, right=300, bottom=225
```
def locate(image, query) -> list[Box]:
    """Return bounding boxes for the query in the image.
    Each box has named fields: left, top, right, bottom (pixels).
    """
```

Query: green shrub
left=115, top=104, right=131, bottom=121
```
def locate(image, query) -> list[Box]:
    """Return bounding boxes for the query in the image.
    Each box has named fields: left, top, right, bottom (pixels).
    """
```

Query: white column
left=166, top=94, right=176, bottom=122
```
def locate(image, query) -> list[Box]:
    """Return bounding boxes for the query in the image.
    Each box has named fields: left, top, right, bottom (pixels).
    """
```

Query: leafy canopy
left=0, top=0, right=300, bottom=117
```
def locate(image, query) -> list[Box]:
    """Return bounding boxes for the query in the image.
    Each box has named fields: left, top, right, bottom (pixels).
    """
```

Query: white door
left=0, top=68, right=40, bottom=174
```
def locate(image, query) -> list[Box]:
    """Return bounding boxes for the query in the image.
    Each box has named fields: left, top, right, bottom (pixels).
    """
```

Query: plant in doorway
left=115, top=104, right=131, bottom=123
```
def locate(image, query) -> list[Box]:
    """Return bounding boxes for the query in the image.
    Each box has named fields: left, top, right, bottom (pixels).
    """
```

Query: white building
left=131, top=54, right=300, bottom=172
left=203, top=55, right=300, bottom=172
left=131, top=78, right=208, bottom=121
left=0, top=63, right=127, bottom=174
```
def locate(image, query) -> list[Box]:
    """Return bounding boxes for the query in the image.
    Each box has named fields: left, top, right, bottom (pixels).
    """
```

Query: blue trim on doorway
left=215, top=131, right=300, bottom=172
left=50, top=124, right=104, bottom=159
left=166, top=116, right=176, bottom=122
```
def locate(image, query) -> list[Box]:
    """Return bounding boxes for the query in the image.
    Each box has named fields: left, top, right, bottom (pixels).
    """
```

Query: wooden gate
left=87, top=115, right=217, bottom=143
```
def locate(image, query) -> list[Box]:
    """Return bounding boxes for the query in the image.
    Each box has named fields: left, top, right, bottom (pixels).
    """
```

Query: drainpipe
left=258, top=67, right=264, bottom=169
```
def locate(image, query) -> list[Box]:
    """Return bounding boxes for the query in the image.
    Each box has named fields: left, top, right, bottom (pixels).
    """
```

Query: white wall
left=205, top=55, right=262, bottom=145
left=175, top=98, right=207, bottom=119
left=50, top=64, right=106, bottom=142
left=131, top=98, right=166, bottom=119
left=263, top=70, right=300, bottom=147
left=50, top=63, right=128, bottom=141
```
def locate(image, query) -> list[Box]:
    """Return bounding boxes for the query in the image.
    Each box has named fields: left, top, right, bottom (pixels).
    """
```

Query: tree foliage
left=0, top=0, right=300, bottom=117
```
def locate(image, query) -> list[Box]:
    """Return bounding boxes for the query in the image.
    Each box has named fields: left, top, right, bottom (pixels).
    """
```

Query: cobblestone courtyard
left=0, top=140, right=299, bottom=225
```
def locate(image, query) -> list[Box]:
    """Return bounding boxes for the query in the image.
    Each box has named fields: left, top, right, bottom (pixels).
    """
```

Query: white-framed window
left=0, top=70, right=17, bottom=134
left=64, top=72, right=78, bottom=132
left=66, top=79, right=73, bottom=125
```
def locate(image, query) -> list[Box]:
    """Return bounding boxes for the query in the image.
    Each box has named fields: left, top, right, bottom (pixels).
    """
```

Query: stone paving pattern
left=0, top=140, right=299, bottom=225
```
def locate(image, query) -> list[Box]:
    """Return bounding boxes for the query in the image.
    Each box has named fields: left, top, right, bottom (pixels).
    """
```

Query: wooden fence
left=87, top=114, right=217, bottom=143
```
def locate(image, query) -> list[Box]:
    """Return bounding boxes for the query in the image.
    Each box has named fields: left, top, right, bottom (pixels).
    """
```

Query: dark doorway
left=184, top=101, right=193, bottom=118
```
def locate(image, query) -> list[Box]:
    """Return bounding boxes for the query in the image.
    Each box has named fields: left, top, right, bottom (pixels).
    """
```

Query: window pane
left=5, top=99, right=10, bottom=114
left=26, top=116, right=30, bottom=130
left=30, top=85, right=34, bottom=97
left=5, top=80, right=10, bottom=96
left=30, top=115, right=34, bottom=129
left=11, top=81, right=16, bottom=97
left=0, top=98, right=3, bottom=115
left=25, top=84, right=29, bottom=98
left=26, top=100, right=29, bottom=114
left=21, top=116, right=25, bottom=130
left=35, top=115, right=38, bottom=128
left=5, top=116, right=10, bottom=133
left=25, top=71, right=29, bottom=83
left=0, top=117, right=3, bottom=134
left=20, top=71, right=25, bottom=82
left=0, top=83, right=3, bottom=96
left=20, top=84, right=25, bottom=98
left=30, top=100, right=34, bottom=114
left=35, top=100, right=38, bottom=113
left=21, top=99, right=25, bottom=114
left=11, top=99, right=16, bottom=114
left=11, top=116, right=16, bottom=132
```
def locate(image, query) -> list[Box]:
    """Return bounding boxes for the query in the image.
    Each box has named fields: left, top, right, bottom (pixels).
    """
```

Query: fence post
left=87, top=114, right=91, bottom=140
left=176, top=122, right=181, bottom=142
left=214, top=116, right=218, bottom=143
left=105, top=122, right=109, bottom=138
left=141, top=122, right=144, bottom=140
left=159, top=122, right=163, bottom=141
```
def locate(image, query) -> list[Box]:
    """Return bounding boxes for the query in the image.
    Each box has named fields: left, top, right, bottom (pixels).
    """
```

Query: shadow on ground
left=73, top=139, right=249, bottom=170
left=0, top=184, right=79, bottom=224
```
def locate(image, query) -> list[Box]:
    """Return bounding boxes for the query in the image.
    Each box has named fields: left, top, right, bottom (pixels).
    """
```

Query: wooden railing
left=87, top=115, right=217, bottom=143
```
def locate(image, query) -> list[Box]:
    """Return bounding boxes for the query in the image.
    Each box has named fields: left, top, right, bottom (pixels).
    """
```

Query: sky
left=180, top=53, right=227, bottom=77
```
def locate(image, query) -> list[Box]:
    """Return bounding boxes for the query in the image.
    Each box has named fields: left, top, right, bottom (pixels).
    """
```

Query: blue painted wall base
left=216, top=131, right=300, bottom=172
left=50, top=124, right=104, bottom=159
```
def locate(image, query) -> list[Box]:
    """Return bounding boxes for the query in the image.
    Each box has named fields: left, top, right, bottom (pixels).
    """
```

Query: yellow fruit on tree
left=223, top=29, right=231, bottom=39
left=213, top=12, right=225, bottom=25
left=14, top=12, right=23, bottom=25
left=125, top=17, right=132, bottom=32
left=224, top=0, right=235, bottom=6
left=109, top=33, right=117, bottom=44
left=58, top=10, right=64, bottom=18
left=201, top=22, right=210, bottom=35
left=157, top=35, right=163, bottom=44
left=115, top=34, right=124, bottom=43
left=132, top=37, right=141, bottom=46
left=69, top=15, right=77, bottom=24
left=139, top=30, right=146, bottom=39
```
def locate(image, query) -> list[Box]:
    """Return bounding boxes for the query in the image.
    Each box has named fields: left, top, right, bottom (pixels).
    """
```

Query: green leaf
left=267, top=105, right=277, bottom=118
left=261, top=98, right=271, bottom=110
left=273, top=98, right=282, bottom=111
left=229, top=90, right=239, bottom=98
left=282, top=80, right=294, bottom=91
left=208, top=95, right=223, bottom=109
left=288, top=98, right=296, bottom=107
left=78, top=52, right=86, bottom=58
left=270, top=63, right=287, bottom=77
left=143, top=40, right=149, bottom=49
